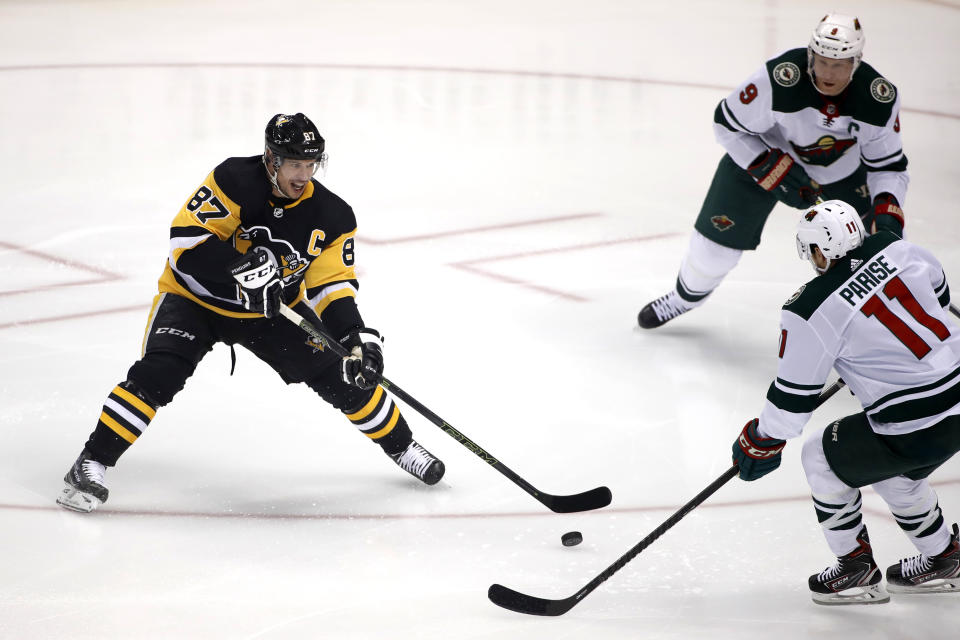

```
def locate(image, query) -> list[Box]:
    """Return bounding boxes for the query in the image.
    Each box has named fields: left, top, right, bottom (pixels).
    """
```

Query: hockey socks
left=86, top=381, right=158, bottom=466
left=344, top=384, right=412, bottom=454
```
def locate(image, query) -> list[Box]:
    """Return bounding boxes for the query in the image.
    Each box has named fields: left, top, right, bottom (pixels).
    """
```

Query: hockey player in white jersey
left=639, top=14, right=908, bottom=329
left=731, top=200, right=960, bottom=605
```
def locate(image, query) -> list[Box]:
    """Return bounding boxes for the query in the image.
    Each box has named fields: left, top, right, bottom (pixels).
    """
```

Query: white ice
left=1, top=1, right=959, bottom=638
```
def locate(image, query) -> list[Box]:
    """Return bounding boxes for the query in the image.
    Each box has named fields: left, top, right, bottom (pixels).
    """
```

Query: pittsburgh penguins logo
left=236, top=226, right=309, bottom=284
left=870, top=77, right=896, bottom=104
left=772, top=62, right=801, bottom=88
left=790, top=136, right=856, bottom=167
left=305, top=336, right=327, bottom=353
left=711, top=215, right=735, bottom=231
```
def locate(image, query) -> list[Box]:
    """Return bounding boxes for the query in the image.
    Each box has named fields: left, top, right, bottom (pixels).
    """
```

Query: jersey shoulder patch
left=785, top=284, right=806, bottom=305
left=845, top=62, right=899, bottom=126
left=765, top=49, right=818, bottom=114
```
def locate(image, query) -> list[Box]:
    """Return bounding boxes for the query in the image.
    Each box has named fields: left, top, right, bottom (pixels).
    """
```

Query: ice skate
left=56, top=449, right=109, bottom=513
left=808, top=526, right=890, bottom=605
left=886, top=523, right=960, bottom=594
left=637, top=290, right=693, bottom=329
left=389, top=440, right=445, bottom=485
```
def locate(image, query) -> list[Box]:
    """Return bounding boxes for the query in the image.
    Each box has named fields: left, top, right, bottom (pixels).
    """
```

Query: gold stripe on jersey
left=100, top=411, right=138, bottom=444
left=170, top=170, right=243, bottom=241
left=304, top=231, right=357, bottom=291
left=157, top=265, right=306, bottom=319
left=276, top=181, right=315, bottom=209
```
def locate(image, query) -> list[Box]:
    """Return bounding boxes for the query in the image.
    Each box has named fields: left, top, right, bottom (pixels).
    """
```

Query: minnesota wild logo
left=804, top=209, right=819, bottom=221
left=791, top=136, right=856, bottom=166
left=786, top=284, right=806, bottom=305
left=773, top=62, right=801, bottom=88
left=870, top=78, right=896, bottom=104
left=711, top=215, right=735, bottom=231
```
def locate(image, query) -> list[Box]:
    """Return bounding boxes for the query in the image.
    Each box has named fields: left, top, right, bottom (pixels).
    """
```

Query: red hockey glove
left=871, top=193, right=904, bottom=237
left=732, top=418, right=786, bottom=481
left=747, top=149, right=822, bottom=209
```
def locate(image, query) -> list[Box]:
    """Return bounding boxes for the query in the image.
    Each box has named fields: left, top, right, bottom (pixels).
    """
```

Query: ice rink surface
left=1, top=0, right=959, bottom=638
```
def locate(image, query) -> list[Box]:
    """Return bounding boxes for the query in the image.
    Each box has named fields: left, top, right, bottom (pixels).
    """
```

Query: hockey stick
left=488, top=378, right=848, bottom=616
left=279, top=305, right=612, bottom=513
left=950, top=303, right=960, bottom=320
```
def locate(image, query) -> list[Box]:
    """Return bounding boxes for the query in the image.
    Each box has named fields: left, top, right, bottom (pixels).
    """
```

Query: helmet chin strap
left=263, top=153, right=295, bottom=199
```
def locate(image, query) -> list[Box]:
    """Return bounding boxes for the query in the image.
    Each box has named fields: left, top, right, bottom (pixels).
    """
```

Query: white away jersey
left=714, top=48, right=908, bottom=205
left=759, top=232, right=960, bottom=440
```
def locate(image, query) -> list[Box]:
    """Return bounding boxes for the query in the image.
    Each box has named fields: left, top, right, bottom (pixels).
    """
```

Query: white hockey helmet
left=796, top=200, right=866, bottom=274
left=807, top=14, right=865, bottom=86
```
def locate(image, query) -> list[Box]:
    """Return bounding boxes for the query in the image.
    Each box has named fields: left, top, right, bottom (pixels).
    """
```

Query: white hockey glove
left=340, top=328, right=384, bottom=390
left=227, top=248, right=283, bottom=319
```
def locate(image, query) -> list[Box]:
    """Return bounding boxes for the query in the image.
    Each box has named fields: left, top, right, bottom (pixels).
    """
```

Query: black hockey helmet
left=264, top=113, right=325, bottom=161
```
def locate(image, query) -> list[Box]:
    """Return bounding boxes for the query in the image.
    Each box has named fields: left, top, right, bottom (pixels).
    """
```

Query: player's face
left=811, top=54, right=855, bottom=96
left=274, top=158, right=321, bottom=199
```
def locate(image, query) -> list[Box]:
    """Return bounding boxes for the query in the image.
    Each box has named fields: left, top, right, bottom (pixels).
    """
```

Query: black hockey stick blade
left=487, top=583, right=580, bottom=617
left=489, top=465, right=739, bottom=616
left=539, top=486, right=612, bottom=513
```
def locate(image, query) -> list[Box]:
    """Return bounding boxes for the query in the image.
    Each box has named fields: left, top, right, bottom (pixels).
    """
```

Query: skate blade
left=56, top=485, right=102, bottom=513
left=811, top=583, right=890, bottom=605
left=888, top=579, right=960, bottom=594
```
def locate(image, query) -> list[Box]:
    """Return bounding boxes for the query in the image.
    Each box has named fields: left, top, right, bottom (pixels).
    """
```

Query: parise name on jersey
left=837, top=254, right=897, bottom=307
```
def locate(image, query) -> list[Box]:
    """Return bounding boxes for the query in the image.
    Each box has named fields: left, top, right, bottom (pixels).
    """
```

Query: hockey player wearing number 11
left=56, top=113, right=445, bottom=513
left=731, top=200, right=960, bottom=605
left=638, top=13, right=908, bottom=329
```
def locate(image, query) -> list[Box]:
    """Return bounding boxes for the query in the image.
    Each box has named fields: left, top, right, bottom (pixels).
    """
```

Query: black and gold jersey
left=157, top=155, right=363, bottom=337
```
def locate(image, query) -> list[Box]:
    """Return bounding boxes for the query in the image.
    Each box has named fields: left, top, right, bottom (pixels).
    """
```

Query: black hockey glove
left=747, top=149, right=822, bottom=209
left=871, top=193, right=904, bottom=237
left=340, top=328, right=384, bottom=390
left=227, top=248, right=283, bottom=319
left=732, top=418, right=786, bottom=481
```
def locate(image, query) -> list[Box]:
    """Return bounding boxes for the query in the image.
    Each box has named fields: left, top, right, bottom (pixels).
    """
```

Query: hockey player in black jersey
left=732, top=200, right=960, bottom=604
left=57, top=113, right=444, bottom=513
left=639, top=13, right=909, bottom=329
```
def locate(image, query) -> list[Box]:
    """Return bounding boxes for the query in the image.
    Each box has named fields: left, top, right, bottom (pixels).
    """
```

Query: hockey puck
left=561, top=531, right=583, bottom=547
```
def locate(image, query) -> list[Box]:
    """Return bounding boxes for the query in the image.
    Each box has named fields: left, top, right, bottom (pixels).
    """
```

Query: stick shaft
left=489, top=378, right=847, bottom=615
left=278, top=305, right=611, bottom=512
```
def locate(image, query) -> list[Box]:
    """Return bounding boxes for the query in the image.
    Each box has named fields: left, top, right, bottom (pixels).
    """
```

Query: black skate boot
left=637, top=290, right=692, bottom=329
left=57, top=449, right=109, bottom=513
left=886, top=523, right=960, bottom=593
left=808, top=526, right=890, bottom=605
left=389, top=440, right=445, bottom=485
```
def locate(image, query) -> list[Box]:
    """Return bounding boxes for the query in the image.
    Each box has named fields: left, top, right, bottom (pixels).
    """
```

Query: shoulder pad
left=765, top=49, right=817, bottom=114
left=213, top=156, right=270, bottom=203
left=846, top=61, right=899, bottom=126
left=766, top=48, right=807, bottom=89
